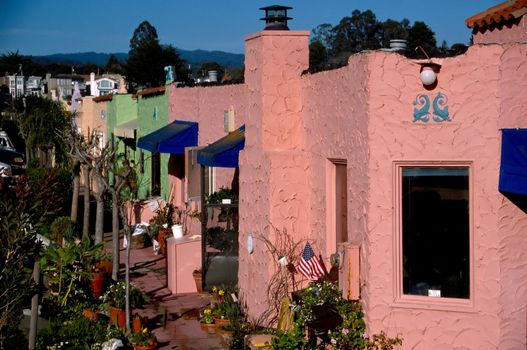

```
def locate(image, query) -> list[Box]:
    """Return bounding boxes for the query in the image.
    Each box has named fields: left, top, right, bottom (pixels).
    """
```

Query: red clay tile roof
left=133, top=85, right=165, bottom=99
left=466, top=0, right=527, bottom=28
left=93, top=94, right=113, bottom=102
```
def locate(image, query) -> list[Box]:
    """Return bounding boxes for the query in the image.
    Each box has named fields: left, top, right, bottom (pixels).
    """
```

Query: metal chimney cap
left=260, top=5, right=293, bottom=30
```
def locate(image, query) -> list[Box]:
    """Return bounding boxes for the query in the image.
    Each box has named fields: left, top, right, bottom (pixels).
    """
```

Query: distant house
left=45, top=73, right=85, bottom=101
left=86, top=73, right=126, bottom=97
left=25, top=76, right=43, bottom=96
left=7, top=75, right=26, bottom=98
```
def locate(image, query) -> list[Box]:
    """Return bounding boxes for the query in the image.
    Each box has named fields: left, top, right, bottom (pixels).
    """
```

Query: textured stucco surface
left=137, top=91, right=169, bottom=199
left=78, top=97, right=108, bottom=139
left=363, top=44, right=527, bottom=349
left=473, top=15, right=527, bottom=44
left=168, top=84, right=248, bottom=201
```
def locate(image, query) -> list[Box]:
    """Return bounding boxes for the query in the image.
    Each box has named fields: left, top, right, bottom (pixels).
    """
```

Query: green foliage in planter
left=271, top=323, right=307, bottom=350
left=103, top=280, right=146, bottom=309
left=287, top=282, right=402, bottom=350
left=40, top=238, right=106, bottom=308
left=36, top=317, right=108, bottom=350
left=205, top=186, right=237, bottom=204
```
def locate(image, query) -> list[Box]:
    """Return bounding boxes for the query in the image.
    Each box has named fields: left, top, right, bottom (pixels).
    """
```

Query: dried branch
left=255, top=224, right=305, bottom=327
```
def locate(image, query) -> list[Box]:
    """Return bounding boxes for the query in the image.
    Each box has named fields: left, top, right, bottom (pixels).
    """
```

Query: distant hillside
left=31, top=49, right=244, bottom=69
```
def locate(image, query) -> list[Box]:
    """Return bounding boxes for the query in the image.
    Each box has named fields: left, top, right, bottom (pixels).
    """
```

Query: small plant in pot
left=130, top=327, right=157, bottom=350
left=103, top=280, right=146, bottom=329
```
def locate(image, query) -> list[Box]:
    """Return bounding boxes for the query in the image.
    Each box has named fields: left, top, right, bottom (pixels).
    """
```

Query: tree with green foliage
left=0, top=172, right=64, bottom=348
left=0, top=51, right=45, bottom=77
left=14, top=95, right=71, bottom=168
left=380, top=18, right=410, bottom=48
left=105, top=54, right=125, bottom=75
left=406, top=21, right=438, bottom=58
left=309, top=40, right=327, bottom=71
left=126, top=21, right=186, bottom=90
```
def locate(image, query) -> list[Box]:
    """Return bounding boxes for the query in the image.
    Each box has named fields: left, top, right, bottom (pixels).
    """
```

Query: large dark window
left=402, top=167, right=469, bottom=299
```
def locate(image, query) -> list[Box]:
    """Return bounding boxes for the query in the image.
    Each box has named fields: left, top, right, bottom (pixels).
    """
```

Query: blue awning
left=197, top=125, right=245, bottom=168
left=499, top=128, right=527, bottom=195
left=137, top=120, right=198, bottom=154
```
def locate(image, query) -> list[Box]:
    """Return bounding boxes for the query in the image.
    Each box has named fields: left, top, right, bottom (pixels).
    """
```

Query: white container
left=171, top=224, right=183, bottom=239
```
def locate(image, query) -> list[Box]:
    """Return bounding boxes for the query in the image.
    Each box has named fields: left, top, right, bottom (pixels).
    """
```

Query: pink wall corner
left=473, top=16, right=527, bottom=45
left=495, top=42, right=527, bottom=349
left=238, top=30, right=311, bottom=321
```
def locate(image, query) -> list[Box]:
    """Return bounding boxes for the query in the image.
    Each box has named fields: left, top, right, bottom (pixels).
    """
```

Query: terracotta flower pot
left=132, top=316, right=147, bottom=333
left=98, top=259, right=113, bottom=276
left=157, top=229, right=171, bottom=256
left=132, top=339, right=157, bottom=350
left=200, top=321, right=216, bottom=334
left=192, top=271, right=203, bottom=293
left=109, top=306, right=126, bottom=330
left=214, top=318, right=230, bottom=327
left=82, top=308, right=100, bottom=320
left=89, top=272, right=106, bottom=297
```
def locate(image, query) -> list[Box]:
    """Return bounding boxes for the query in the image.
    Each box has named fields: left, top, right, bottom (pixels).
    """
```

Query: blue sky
left=0, top=0, right=501, bottom=56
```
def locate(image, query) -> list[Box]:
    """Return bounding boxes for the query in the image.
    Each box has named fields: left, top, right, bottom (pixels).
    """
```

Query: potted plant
left=104, top=280, right=145, bottom=329
left=149, top=201, right=176, bottom=255
left=130, top=328, right=157, bottom=350
left=211, top=286, right=230, bottom=326
left=200, top=308, right=216, bottom=333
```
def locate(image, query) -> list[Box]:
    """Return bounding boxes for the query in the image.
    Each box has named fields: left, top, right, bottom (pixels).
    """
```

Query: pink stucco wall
left=168, top=84, right=248, bottom=205
left=164, top=25, right=527, bottom=349
left=473, top=15, right=527, bottom=44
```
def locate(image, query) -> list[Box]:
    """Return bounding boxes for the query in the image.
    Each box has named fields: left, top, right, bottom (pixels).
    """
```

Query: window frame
left=393, top=160, right=475, bottom=312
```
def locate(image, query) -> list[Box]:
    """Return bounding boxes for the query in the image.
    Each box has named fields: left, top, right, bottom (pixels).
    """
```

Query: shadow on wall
left=502, top=192, right=527, bottom=214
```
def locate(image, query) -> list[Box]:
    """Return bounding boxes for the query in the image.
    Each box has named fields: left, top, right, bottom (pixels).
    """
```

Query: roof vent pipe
left=389, top=39, right=408, bottom=51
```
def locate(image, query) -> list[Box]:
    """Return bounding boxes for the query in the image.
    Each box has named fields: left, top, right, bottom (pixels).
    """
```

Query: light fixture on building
left=415, top=46, right=441, bottom=87
left=260, top=5, right=292, bottom=30
left=420, top=66, right=437, bottom=86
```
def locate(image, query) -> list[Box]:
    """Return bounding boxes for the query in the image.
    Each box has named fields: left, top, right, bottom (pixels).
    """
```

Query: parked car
left=0, top=148, right=25, bottom=177
left=0, top=130, right=16, bottom=150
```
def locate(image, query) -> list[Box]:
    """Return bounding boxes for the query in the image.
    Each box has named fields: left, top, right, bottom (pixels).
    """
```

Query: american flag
left=297, top=242, right=325, bottom=281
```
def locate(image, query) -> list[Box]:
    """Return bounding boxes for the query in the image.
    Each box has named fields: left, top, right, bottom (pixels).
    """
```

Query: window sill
left=392, top=294, right=476, bottom=313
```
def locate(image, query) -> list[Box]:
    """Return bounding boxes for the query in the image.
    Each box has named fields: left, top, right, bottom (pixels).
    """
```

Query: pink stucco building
left=163, top=2, right=527, bottom=349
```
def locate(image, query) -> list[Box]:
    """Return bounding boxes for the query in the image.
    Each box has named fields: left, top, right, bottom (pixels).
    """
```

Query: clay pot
left=82, top=309, right=100, bottom=320
left=200, top=322, right=216, bottom=334
left=132, top=316, right=147, bottom=333
left=89, top=272, right=106, bottom=297
left=98, top=259, right=113, bottom=276
left=192, top=271, right=203, bottom=293
left=157, top=229, right=171, bottom=256
left=214, top=318, right=230, bottom=327
left=132, top=339, right=157, bottom=350
left=109, top=306, right=126, bottom=330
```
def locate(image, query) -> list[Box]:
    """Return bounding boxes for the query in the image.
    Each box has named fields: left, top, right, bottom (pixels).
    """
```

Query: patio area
left=111, top=234, right=230, bottom=350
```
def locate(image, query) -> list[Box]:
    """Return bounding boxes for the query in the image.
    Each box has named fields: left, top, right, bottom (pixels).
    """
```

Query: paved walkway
left=113, top=238, right=230, bottom=350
